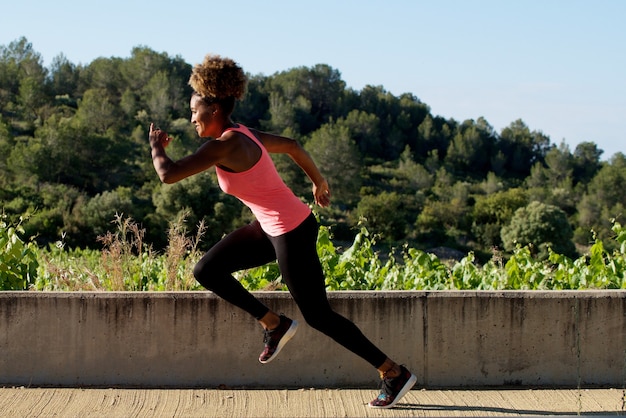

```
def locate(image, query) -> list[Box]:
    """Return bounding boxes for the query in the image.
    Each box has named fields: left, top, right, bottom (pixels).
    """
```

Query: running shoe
left=258, top=315, right=298, bottom=364
left=368, top=365, right=417, bottom=409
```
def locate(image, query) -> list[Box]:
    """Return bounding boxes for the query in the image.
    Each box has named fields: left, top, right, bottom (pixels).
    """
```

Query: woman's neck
left=220, top=120, right=238, bottom=134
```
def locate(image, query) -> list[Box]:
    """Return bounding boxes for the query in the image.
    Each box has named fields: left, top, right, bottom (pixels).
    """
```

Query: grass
left=35, top=212, right=206, bottom=291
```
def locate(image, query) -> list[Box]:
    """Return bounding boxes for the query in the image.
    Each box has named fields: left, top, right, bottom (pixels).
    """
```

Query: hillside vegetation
left=1, top=37, right=625, bottom=290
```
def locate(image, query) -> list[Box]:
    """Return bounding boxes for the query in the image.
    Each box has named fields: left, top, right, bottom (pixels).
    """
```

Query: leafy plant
left=32, top=215, right=626, bottom=292
left=0, top=214, right=39, bottom=290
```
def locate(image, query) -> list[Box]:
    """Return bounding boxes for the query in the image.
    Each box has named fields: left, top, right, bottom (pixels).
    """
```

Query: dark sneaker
left=258, top=315, right=298, bottom=364
left=368, top=365, right=417, bottom=409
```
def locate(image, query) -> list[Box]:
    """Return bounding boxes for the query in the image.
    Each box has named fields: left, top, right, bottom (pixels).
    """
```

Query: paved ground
left=0, top=387, right=624, bottom=417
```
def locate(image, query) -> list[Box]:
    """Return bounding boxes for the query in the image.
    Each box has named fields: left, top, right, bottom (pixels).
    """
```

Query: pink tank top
left=215, top=125, right=311, bottom=236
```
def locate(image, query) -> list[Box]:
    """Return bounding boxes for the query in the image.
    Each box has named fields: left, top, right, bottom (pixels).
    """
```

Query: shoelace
left=379, top=375, right=396, bottom=397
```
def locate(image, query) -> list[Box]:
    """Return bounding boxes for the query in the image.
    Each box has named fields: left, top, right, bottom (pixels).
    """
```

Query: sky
left=2, top=0, right=625, bottom=159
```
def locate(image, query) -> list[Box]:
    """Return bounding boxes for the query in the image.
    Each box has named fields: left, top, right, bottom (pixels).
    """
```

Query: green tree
left=7, top=113, right=137, bottom=195
left=338, top=109, right=381, bottom=157
left=498, top=119, right=551, bottom=178
left=75, top=88, right=119, bottom=134
left=357, top=86, right=428, bottom=161
left=501, top=201, right=576, bottom=259
left=22, top=183, right=84, bottom=247
left=264, top=64, right=346, bottom=135
left=525, top=142, right=577, bottom=214
left=416, top=115, right=454, bottom=164
left=233, top=74, right=269, bottom=127
left=478, top=171, right=505, bottom=195
left=355, top=192, right=408, bottom=242
left=0, top=37, right=48, bottom=124
left=48, top=53, right=80, bottom=99
left=0, top=116, right=12, bottom=190
left=265, top=90, right=301, bottom=133
left=78, top=56, right=123, bottom=98
left=445, top=117, right=496, bottom=177
left=573, top=141, right=603, bottom=185
left=119, top=47, right=192, bottom=128
left=390, top=146, right=434, bottom=193
left=416, top=180, right=472, bottom=246
left=576, top=153, right=626, bottom=247
left=471, top=188, right=528, bottom=248
left=305, top=123, right=362, bottom=206
left=72, top=187, right=137, bottom=244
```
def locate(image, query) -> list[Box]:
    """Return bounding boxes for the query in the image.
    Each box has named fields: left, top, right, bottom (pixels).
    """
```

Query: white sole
left=369, top=372, right=417, bottom=409
left=259, top=319, right=298, bottom=364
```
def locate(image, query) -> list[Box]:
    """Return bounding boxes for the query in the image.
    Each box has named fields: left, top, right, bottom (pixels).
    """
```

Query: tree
left=416, top=115, right=454, bottom=164
left=21, top=185, right=83, bottom=247
left=573, top=141, right=603, bottom=185
left=355, top=192, right=408, bottom=242
left=338, top=109, right=381, bottom=157
left=472, top=188, right=528, bottom=248
left=144, top=71, right=175, bottom=128
left=576, top=154, right=626, bottom=247
left=75, top=88, right=119, bottom=134
left=445, top=117, right=496, bottom=177
left=120, top=47, right=192, bottom=127
left=72, top=187, right=137, bottom=245
left=501, top=201, right=577, bottom=259
left=78, top=57, right=124, bottom=98
left=48, top=53, right=80, bottom=99
left=264, top=64, right=346, bottom=135
left=498, top=119, right=551, bottom=178
left=305, top=123, right=362, bottom=207
left=233, top=74, right=269, bottom=127
left=357, top=86, right=428, bottom=161
left=18, top=74, right=47, bottom=121
left=265, top=90, right=301, bottom=133
left=391, top=146, right=434, bottom=192
left=0, top=116, right=12, bottom=190
left=0, top=37, right=48, bottom=124
left=525, top=141, right=577, bottom=214
left=416, top=180, right=472, bottom=246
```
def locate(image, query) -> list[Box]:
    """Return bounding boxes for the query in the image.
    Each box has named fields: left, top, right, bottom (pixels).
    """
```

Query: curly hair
left=188, top=54, right=247, bottom=101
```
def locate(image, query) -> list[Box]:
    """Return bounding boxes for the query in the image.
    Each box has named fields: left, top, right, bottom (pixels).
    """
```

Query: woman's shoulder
left=222, top=125, right=264, bottom=147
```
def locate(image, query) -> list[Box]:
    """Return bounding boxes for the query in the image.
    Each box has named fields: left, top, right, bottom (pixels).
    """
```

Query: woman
left=149, top=54, right=416, bottom=409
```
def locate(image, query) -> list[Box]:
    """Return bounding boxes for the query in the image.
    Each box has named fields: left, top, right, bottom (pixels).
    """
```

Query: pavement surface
left=0, top=387, right=624, bottom=417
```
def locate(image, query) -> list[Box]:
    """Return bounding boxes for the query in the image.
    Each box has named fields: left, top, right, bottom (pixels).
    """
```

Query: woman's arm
left=149, top=123, right=229, bottom=184
left=251, top=129, right=331, bottom=207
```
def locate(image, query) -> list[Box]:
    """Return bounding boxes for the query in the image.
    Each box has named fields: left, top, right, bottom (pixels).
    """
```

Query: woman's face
left=190, top=95, right=216, bottom=137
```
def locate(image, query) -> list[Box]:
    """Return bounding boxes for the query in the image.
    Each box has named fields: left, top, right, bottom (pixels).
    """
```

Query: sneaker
left=368, top=365, right=417, bottom=409
left=258, top=315, right=298, bottom=364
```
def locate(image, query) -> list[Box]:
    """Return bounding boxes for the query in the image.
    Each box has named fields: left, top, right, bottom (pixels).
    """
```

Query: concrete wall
left=0, top=291, right=624, bottom=388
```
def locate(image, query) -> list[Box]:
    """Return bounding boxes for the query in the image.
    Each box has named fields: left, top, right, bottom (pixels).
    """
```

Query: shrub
left=501, top=201, right=577, bottom=259
left=0, top=214, right=39, bottom=290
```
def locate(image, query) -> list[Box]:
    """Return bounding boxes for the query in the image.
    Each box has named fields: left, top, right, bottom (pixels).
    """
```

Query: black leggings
left=193, top=212, right=388, bottom=368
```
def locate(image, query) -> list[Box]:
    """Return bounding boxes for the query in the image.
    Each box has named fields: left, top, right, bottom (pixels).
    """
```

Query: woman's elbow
left=158, top=172, right=178, bottom=184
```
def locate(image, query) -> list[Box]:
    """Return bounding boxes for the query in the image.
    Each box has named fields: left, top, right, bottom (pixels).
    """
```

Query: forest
left=1, top=36, right=625, bottom=267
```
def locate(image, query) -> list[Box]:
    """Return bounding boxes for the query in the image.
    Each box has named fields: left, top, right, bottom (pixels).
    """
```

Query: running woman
left=149, top=54, right=416, bottom=409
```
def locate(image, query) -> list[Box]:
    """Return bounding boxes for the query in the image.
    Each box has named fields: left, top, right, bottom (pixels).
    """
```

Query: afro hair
left=188, top=54, right=247, bottom=101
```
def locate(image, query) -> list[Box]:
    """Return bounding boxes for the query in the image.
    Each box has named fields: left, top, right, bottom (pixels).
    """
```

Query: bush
left=501, top=201, right=577, bottom=259
left=0, top=214, right=39, bottom=290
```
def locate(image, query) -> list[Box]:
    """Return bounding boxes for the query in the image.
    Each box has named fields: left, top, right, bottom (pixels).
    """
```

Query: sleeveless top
left=215, top=124, right=311, bottom=237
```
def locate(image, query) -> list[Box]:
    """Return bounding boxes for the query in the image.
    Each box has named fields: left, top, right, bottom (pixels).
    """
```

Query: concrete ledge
left=1, top=291, right=624, bottom=388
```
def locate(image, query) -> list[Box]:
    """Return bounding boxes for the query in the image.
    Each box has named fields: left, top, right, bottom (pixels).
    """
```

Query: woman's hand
left=149, top=123, right=172, bottom=148
left=313, top=179, right=331, bottom=208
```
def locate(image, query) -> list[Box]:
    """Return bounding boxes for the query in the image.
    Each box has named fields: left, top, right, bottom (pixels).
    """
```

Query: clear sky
left=2, top=0, right=625, bottom=159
